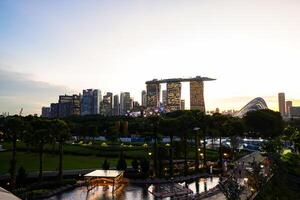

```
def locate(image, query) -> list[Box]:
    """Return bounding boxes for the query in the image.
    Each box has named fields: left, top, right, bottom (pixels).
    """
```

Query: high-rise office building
left=81, top=89, right=101, bottom=115
left=58, top=94, right=81, bottom=118
left=167, top=82, right=181, bottom=111
left=286, top=101, right=293, bottom=118
left=278, top=93, right=286, bottom=116
left=120, top=92, right=131, bottom=115
left=180, top=100, right=185, bottom=110
left=102, top=92, right=113, bottom=116
left=146, top=83, right=160, bottom=107
left=141, top=90, right=147, bottom=107
left=190, top=81, right=205, bottom=112
left=41, top=107, right=51, bottom=118
left=162, top=90, right=167, bottom=106
left=290, top=106, right=300, bottom=118
left=50, top=103, right=59, bottom=118
left=113, top=94, right=120, bottom=116
left=133, top=101, right=140, bottom=108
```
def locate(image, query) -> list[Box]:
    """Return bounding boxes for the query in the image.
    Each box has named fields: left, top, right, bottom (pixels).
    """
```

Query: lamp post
left=193, top=127, right=200, bottom=173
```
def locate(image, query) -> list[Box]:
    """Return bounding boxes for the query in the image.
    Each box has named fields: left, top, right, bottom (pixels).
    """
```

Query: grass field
left=0, top=141, right=220, bottom=174
left=0, top=151, right=120, bottom=174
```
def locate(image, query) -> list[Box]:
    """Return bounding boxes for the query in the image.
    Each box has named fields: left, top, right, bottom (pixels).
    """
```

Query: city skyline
left=1, top=0, right=300, bottom=115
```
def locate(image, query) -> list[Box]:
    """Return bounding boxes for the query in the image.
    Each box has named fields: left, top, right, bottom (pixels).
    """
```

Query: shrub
left=131, top=159, right=139, bottom=171
left=16, top=166, right=27, bottom=188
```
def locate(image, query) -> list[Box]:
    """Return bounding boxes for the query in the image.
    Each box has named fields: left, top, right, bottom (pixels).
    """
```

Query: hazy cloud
left=0, top=68, right=73, bottom=115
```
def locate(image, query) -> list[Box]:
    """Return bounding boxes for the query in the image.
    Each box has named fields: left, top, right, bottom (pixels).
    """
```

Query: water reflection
left=46, top=177, right=219, bottom=200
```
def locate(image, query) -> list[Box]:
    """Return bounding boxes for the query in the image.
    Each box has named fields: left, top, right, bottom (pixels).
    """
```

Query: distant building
left=278, top=93, right=286, bottom=116
left=146, top=83, right=160, bottom=108
left=286, top=101, right=293, bottom=118
left=113, top=94, right=120, bottom=116
left=235, top=97, right=268, bottom=118
left=190, top=81, right=205, bottom=112
left=102, top=92, right=113, bottom=116
left=81, top=89, right=101, bottom=115
left=41, top=107, right=51, bottom=118
left=133, top=101, right=140, bottom=108
left=120, top=92, right=131, bottom=115
left=162, top=90, right=167, bottom=106
left=180, top=100, right=185, bottom=110
left=58, top=94, right=81, bottom=118
left=290, top=106, right=300, bottom=118
left=167, top=82, right=181, bottom=111
left=141, top=90, right=147, bottom=107
left=50, top=103, right=59, bottom=118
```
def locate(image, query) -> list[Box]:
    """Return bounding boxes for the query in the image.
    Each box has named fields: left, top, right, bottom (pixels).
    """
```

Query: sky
left=1, top=0, right=300, bottom=115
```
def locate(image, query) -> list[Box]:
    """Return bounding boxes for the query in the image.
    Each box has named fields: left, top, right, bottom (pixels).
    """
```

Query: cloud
left=0, top=68, right=73, bottom=115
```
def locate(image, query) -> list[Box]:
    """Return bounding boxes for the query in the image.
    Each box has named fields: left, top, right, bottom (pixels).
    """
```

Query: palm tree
left=51, top=119, right=70, bottom=181
left=159, top=118, right=178, bottom=177
left=146, top=116, right=161, bottom=177
left=177, top=112, right=196, bottom=175
left=211, top=114, right=228, bottom=168
left=1, top=116, right=26, bottom=189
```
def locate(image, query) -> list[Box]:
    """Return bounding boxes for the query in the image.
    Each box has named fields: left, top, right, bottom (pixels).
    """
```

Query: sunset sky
left=1, top=0, right=300, bottom=115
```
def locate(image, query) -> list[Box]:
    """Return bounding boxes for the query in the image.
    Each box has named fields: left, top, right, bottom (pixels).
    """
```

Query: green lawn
left=0, top=151, right=120, bottom=174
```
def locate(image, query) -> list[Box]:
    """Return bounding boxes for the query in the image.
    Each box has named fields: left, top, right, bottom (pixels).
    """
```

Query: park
left=0, top=110, right=300, bottom=199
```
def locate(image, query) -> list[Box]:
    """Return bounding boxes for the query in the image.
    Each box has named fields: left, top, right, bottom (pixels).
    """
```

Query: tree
left=102, top=158, right=110, bottom=170
left=175, top=111, right=204, bottom=175
left=146, top=116, right=161, bottom=177
left=1, top=116, right=26, bottom=189
left=159, top=118, right=178, bottom=177
left=211, top=114, right=229, bottom=168
left=131, top=159, right=139, bottom=171
left=225, top=118, right=245, bottom=160
left=247, top=161, right=267, bottom=193
left=140, top=158, right=150, bottom=177
left=31, top=118, right=51, bottom=180
left=243, top=110, right=284, bottom=138
left=116, top=151, right=127, bottom=170
left=51, top=119, right=70, bottom=181
left=219, top=176, right=244, bottom=200
left=16, top=166, right=27, bottom=188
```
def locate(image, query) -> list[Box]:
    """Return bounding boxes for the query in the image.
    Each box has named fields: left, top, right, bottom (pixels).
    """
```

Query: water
left=46, top=177, right=219, bottom=200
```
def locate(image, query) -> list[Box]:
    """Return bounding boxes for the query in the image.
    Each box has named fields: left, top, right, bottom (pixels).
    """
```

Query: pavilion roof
left=84, top=170, right=123, bottom=178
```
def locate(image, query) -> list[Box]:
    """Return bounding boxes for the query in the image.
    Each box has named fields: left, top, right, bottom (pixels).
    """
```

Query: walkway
left=202, top=151, right=265, bottom=200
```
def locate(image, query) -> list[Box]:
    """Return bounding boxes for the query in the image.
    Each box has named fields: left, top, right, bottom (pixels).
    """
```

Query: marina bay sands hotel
left=145, top=76, right=216, bottom=112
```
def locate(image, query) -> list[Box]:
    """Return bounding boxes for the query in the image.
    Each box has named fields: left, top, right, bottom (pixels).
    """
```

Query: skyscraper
left=50, top=103, right=59, bottom=118
left=190, top=80, right=205, bottom=112
left=41, top=107, right=51, bottom=118
left=120, top=92, right=131, bottom=115
left=102, top=92, right=113, bottom=116
left=58, top=94, right=81, bottom=118
left=81, top=89, right=101, bottom=115
left=286, top=100, right=293, bottom=118
left=167, top=82, right=181, bottom=111
left=113, top=94, right=120, bottom=116
left=146, top=83, right=160, bottom=107
left=141, top=90, right=147, bottom=107
left=278, top=93, right=286, bottom=116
